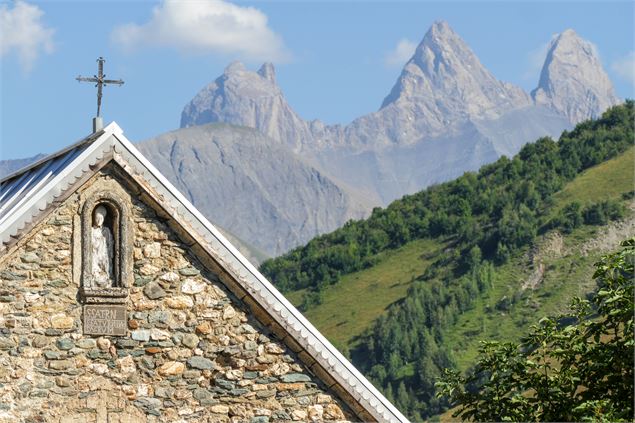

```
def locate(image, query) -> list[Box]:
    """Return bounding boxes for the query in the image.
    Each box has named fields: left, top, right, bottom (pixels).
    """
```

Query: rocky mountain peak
left=422, top=20, right=465, bottom=49
left=224, top=60, right=247, bottom=75
left=427, top=20, right=454, bottom=38
left=180, top=63, right=312, bottom=150
left=378, top=21, right=530, bottom=137
left=531, top=29, right=619, bottom=124
left=258, top=62, right=276, bottom=83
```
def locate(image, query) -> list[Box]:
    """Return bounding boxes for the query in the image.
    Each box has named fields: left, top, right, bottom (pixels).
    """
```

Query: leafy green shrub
left=583, top=199, right=626, bottom=225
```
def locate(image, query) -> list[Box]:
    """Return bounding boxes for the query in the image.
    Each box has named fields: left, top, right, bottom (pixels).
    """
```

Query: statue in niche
left=91, top=205, right=114, bottom=288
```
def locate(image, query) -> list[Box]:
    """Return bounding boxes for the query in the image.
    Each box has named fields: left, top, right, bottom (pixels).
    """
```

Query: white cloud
left=0, top=1, right=55, bottom=72
left=611, top=51, right=635, bottom=86
left=385, top=38, right=417, bottom=68
left=111, top=0, right=290, bottom=63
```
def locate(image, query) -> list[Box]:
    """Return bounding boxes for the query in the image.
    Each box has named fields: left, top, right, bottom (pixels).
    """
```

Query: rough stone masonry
left=0, top=164, right=356, bottom=423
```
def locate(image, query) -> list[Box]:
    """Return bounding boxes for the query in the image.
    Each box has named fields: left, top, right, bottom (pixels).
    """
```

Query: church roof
left=0, top=129, right=105, bottom=238
left=0, top=122, right=409, bottom=423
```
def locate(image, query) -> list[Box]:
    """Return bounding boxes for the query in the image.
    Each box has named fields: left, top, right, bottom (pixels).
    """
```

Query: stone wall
left=0, top=166, right=356, bottom=423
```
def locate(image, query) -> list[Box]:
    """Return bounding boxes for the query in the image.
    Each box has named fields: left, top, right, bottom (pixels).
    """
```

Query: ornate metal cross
left=76, top=57, right=124, bottom=117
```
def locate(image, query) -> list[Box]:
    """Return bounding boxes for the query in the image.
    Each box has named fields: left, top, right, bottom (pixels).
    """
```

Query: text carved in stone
left=83, top=305, right=127, bottom=336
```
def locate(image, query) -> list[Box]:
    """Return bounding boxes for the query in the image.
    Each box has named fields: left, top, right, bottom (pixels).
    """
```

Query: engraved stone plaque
left=83, top=304, right=127, bottom=336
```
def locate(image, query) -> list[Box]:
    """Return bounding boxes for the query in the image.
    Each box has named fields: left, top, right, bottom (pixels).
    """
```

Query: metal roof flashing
left=0, top=127, right=116, bottom=247
left=0, top=122, right=409, bottom=423
left=0, top=129, right=107, bottom=185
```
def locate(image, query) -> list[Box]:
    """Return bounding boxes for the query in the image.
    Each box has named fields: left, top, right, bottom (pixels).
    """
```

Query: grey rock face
left=309, top=106, right=570, bottom=205
left=531, top=29, right=620, bottom=124
left=180, top=62, right=314, bottom=152
left=309, top=125, right=500, bottom=204
left=374, top=20, right=531, bottom=144
left=137, top=124, right=370, bottom=258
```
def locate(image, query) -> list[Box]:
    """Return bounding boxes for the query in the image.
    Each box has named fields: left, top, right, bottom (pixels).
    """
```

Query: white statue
left=91, top=205, right=114, bottom=288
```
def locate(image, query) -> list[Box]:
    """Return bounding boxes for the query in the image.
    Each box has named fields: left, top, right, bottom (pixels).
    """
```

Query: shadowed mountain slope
left=137, top=123, right=371, bottom=258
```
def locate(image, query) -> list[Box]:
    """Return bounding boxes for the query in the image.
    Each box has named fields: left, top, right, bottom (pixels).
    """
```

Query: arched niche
left=80, top=190, right=131, bottom=303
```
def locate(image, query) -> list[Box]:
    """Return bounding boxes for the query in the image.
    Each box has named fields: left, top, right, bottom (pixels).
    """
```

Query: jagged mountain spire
left=379, top=20, right=530, bottom=132
left=180, top=62, right=313, bottom=150
left=531, top=29, right=620, bottom=124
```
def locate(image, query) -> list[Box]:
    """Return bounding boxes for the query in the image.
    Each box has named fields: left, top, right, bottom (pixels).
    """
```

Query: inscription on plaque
left=83, top=305, right=127, bottom=336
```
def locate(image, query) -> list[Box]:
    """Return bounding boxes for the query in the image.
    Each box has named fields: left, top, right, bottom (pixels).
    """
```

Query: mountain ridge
left=180, top=61, right=315, bottom=152
left=110, top=21, right=626, bottom=257
left=380, top=21, right=531, bottom=127
left=181, top=21, right=619, bottom=151
left=176, top=22, right=618, bottom=212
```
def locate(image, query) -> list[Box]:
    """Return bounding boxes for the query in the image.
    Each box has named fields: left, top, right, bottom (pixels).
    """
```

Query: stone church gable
left=0, top=164, right=357, bottom=423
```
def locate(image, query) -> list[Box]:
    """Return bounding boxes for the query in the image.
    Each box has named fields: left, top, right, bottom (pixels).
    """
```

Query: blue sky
left=1, top=0, right=633, bottom=160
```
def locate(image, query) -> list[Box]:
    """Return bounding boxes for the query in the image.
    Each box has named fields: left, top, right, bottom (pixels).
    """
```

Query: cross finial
left=76, top=57, right=124, bottom=131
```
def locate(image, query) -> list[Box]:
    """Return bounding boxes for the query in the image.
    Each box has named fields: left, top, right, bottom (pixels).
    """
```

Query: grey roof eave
left=0, top=130, right=105, bottom=185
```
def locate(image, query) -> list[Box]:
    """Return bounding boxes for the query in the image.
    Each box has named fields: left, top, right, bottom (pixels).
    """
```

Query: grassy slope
left=288, top=238, right=449, bottom=351
left=288, top=147, right=634, bottom=360
left=444, top=225, right=606, bottom=370
left=550, top=146, right=634, bottom=213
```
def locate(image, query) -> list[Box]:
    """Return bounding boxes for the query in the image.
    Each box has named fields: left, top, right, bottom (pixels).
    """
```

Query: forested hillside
left=260, top=101, right=634, bottom=420
left=262, top=101, right=633, bottom=298
left=438, top=239, right=634, bottom=421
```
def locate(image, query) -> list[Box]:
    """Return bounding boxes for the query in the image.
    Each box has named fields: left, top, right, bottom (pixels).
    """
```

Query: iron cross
left=76, top=57, right=124, bottom=117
